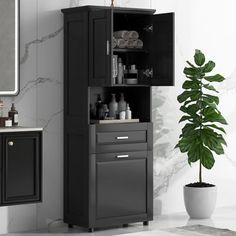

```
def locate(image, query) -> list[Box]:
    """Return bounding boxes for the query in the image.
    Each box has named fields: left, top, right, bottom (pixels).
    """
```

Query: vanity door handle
left=8, top=141, right=14, bottom=146
left=106, top=40, right=110, bottom=55
left=116, top=154, right=129, bottom=159
left=116, top=136, right=129, bottom=140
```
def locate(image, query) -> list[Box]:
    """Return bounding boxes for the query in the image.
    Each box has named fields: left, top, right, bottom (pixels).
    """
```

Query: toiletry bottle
left=0, top=99, right=4, bottom=117
left=117, top=58, right=124, bottom=84
left=8, top=103, right=18, bottom=126
left=103, top=104, right=109, bottom=119
left=118, top=93, right=126, bottom=113
left=109, top=94, right=118, bottom=118
left=126, top=103, right=132, bottom=119
left=95, top=94, right=103, bottom=119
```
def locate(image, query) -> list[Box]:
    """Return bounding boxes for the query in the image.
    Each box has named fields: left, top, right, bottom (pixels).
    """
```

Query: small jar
left=119, top=111, right=126, bottom=120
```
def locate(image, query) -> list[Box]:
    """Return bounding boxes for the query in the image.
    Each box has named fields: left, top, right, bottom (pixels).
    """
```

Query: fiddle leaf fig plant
left=176, top=49, right=227, bottom=183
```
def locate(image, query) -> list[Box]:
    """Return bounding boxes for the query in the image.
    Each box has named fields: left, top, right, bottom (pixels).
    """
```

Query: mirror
left=0, top=0, right=19, bottom=95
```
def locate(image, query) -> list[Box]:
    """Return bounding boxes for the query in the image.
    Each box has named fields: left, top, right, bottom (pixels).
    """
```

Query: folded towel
left=113, top=37, right=117, bottom=48
left=115, top=39, right=126, bottom=48
left=127, top=31, right=139, bottom=39
left=113, top=30, right=129, bottom=40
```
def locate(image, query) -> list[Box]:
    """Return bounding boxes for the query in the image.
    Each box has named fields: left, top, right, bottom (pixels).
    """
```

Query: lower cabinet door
left=95, top=151, right=152, bottom=220
left=1, top=132, right=42, bottom=205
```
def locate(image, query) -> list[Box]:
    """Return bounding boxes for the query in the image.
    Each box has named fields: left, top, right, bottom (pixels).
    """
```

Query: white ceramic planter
left=184, top=185, right=217, bottom=219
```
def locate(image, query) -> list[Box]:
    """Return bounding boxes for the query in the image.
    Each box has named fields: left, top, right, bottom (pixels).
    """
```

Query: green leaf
left=203, top=83, right=219, bottom=93
left=177, top=91, right=196, bottom=103
left=204, top=74, right=224, bottom=82
left=179, top=115, right=192, bottom=123
left=180, top=104, right=199, bottom=116
left=207, top=124, right=226, bottom=134
left=201, top=128, right=225, bottom=155
left=177, top=138, right=193, bottom=153
left=194, top=49, right=205, bottom=66
left=200, top=146, right=215, bottom=169
left=188, top=142, right=202, bottom=164
left=183, top=67, right=198, bottom=76
left=182, top=80, right=200, bottom=90
left=203, top=94, right=219, bottom=105
left=204, top=113, right=227, bottom=125
left=182, top=123, right=198, bottom=137
left=202, top=61, right=215, bottom=73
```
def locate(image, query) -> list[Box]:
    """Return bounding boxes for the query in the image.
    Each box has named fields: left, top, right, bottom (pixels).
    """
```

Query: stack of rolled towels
left=113, top=30, right=143, bottom=49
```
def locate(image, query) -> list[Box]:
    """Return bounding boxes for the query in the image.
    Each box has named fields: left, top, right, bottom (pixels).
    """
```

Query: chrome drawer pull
left=116, top=136, right=129, bottom=140
left=8, top=141, right=14, bottom=146
left=117, top=154, right=129, bottom=158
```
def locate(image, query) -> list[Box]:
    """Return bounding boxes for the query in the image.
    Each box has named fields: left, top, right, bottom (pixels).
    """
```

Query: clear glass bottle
left=118, top=93, right=127, bottom=113
left=109, top=94, right=118, bottom=118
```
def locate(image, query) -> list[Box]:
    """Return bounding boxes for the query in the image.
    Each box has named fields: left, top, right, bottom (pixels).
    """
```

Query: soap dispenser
left=126, top=103, right=132, bottom=119
left=8, top=103, right=18, bottom=126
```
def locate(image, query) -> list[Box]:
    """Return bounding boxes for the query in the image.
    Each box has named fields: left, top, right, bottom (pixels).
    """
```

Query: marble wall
left=1, top=0, right=236, bottom=233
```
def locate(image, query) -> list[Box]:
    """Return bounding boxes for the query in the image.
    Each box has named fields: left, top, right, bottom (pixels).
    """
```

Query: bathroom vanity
left=62, top=5, right=174, bottom=232
left=0, top=127, right=42, bottom=206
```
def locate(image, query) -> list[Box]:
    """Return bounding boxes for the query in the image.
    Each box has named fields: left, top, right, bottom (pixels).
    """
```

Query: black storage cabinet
left=62, top=5, right=174, bottom=232
left=0, top=131, right=42, bottom=206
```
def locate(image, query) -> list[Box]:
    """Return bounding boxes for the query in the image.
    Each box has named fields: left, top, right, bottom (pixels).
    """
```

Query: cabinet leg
left=88, top=228, right=94, bottom=233
left=68, top=224, right=73, bottom=228
left=143, top=221, right=149, bottom=226
left=123, top=224, right=129, bottom=227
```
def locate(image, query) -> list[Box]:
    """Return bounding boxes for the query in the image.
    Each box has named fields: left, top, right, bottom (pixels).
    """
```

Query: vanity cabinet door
left=150, top=13, right=174, bottom=86
left=89, top=9, right=112, bottom=86
left=1, top=132, right=42, bottom=206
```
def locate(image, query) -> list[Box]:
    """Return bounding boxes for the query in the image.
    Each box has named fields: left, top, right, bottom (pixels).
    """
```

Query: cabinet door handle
left=106, top=40, right=110, bottom=55
left=117, top=154, right=129, bottom=159
left=8, top=141, right=14, bottom=146
left=116, top=136, right=129, bottom=140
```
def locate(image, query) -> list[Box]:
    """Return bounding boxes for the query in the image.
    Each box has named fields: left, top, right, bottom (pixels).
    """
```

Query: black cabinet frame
left=62, top=5, right=174, bottom=232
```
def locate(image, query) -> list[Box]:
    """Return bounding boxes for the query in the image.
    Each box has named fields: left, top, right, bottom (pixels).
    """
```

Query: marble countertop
left=0, top=126, right=43, bottom=133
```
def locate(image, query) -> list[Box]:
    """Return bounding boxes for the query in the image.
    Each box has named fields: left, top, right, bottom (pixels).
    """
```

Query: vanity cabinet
left=62, top=5, right=174, bottom=232
left=0, top=131, right=42, bottom=206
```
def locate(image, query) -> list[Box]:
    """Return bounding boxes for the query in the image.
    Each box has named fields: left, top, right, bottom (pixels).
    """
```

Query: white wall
left=1, top=0, right=236, bottom=233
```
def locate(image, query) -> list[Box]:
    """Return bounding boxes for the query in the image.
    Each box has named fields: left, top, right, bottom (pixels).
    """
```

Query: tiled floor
left=2, top=206, right=236, bottom=236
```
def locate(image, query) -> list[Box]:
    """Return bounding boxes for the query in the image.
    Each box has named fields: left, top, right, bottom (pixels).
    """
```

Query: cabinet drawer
left=97, top=130, right=146, bottom=145
left=89, top=123, right=153, bottom=154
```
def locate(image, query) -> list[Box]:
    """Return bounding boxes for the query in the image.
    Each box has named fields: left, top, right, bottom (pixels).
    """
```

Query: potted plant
left=176, top=49, right=227, bottom=219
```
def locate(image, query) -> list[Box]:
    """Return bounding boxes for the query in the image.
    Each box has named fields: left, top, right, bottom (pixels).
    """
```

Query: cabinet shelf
left=113, top=48, right=148, bottom=53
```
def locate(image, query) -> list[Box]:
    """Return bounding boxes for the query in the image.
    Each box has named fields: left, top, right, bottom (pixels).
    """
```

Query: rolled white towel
left=127, top=31, right=139, bottom=39
left=126, top=39, right=136, bottom=48
left=113, top=30, right=129, bottom=40
left=134, top=39, right=143, bottom=49
left=116, top=39, right=127, bottom=48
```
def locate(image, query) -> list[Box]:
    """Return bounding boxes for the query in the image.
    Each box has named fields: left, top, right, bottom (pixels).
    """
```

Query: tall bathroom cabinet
left=62, top=5, right=174, bottom=232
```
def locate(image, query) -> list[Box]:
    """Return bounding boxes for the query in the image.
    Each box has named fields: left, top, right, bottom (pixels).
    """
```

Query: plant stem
left=199, top=75, right=203, bottom=183
left=199, top=161, right=202, bottom=183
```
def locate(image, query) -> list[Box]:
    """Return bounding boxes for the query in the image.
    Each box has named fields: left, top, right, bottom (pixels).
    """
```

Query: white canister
left=5, top=119, right=12, bottom=127
left=119, top=111, right=126, bottom=120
